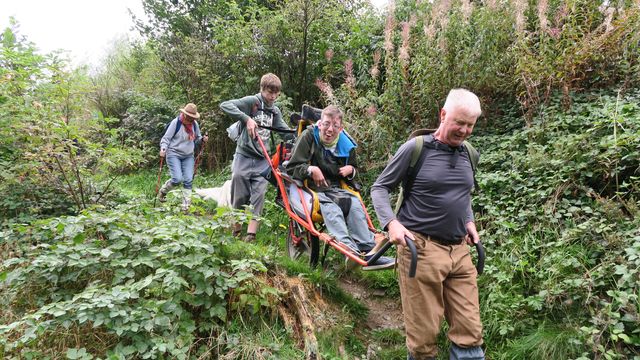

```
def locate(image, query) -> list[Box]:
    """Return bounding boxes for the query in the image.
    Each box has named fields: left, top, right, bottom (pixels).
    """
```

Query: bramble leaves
left=0, top=205, right=280, bottom=358
left=473, top=90, right=640, bottom=358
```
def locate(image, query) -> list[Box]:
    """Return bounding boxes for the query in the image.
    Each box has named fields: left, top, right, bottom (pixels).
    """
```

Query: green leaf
left=154, top=315, right=171, bottom=327
left=73, top=233, right=86, bottom=244
left=100, top=248, right=113, bottom=258
left=66, top=347, right=91, bottom=359
left=121, top=345, right=136, bottom=356
left=617, top=333, right=631, bottom=344
left=66, top=348, right=80, bottom=359
left=210, top=305, right=227, bottom=321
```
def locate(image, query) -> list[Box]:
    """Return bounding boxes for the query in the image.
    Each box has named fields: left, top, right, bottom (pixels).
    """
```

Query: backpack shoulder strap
left=173, top=118, right=182, bottom=138
left=404, top=129, right=434, bottom=187
left=409, top=135, right=424, bottom=170
left=394, top=136, right=427, bottom=213
left=404, top=136, right=428, bottom=195
left=462, top=140, right=479, bottom=172
left=462, top=140, right=480, bottom=189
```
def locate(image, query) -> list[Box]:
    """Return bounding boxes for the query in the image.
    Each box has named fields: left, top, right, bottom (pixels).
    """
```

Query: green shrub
left=474, top=89, right=640, bottom=358
left=1, top=25, right=145, bottom=220
left=0, top=205, right=283, bottom=359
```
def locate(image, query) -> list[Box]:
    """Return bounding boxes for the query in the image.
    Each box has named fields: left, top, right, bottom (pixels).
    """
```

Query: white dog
left=195, top=180, right=232, bottom=207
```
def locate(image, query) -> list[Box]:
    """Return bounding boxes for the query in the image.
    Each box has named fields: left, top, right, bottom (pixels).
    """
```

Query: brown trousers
left=398, top=232, right=483, bottom=359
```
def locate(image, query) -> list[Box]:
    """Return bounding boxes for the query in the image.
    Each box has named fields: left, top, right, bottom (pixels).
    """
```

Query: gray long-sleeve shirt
left=371, top=135, right=475, bottom=242
left=160, top=116, right=202, bottom=157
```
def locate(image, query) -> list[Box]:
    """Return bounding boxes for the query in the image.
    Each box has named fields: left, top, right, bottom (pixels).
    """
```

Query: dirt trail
left=337, top=277, right=405, bottom=331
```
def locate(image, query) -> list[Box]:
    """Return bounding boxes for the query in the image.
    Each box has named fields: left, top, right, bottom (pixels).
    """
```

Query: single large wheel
left=286, top=219, right=320, bottom=267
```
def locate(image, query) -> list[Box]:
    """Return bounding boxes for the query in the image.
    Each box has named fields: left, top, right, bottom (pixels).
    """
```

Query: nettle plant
left=472, top=90, right=639, bottom=358
left=0, top=204, right=282, bottom=359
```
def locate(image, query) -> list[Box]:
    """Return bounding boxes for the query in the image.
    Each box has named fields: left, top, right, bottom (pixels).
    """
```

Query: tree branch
left=53, top=155, right=82, bottom=211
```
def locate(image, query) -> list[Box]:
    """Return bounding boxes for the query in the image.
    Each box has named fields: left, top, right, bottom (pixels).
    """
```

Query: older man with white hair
left=371, top=89, right=485, bottom=360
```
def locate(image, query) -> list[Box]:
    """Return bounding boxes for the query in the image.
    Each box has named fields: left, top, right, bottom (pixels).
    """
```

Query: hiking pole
left=153, top=156, right=164, bottom=207
left=193, top=133, right=208, bottom=177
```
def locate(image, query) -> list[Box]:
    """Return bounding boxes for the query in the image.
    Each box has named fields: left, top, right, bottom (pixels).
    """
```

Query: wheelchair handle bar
left=475, top=241, right=485, bottom=275
left=366, top=236, right=417, bottom=278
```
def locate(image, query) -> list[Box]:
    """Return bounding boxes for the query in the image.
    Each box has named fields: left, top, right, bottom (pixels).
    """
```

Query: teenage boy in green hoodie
left=220, top=73, right=291, bottom=242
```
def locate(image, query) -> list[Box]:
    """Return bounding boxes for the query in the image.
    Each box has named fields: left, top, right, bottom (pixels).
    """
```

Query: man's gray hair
left=443, top=89, right=482, bottom=118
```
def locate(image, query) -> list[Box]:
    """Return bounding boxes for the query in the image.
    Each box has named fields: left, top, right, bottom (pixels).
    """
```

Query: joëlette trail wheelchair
left=254, top=105, right=418, bottom=276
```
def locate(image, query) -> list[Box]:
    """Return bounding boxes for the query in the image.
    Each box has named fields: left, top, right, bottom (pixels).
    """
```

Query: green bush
left=119, top=90, right=177, bottom=157
left=474, top=89, right=640, bottom=358
left=1, top=25, right=145, bottom=220
left=0, top=205, right=283, bottom=359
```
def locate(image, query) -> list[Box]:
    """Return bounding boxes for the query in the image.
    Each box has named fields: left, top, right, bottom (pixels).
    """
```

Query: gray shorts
left=231, top=153, right=269, bottom=216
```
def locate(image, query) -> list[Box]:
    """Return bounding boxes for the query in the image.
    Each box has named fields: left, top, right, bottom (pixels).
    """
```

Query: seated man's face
left=318, top=115, right=343, bottom=144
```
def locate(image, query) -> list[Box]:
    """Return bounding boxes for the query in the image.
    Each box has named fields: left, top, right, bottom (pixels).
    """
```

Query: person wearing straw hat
left=158, top=103, right=208, bottom=211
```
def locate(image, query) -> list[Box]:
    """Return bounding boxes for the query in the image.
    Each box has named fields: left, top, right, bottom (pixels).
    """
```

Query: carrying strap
left=252, top=96, right=278, bottom=150
left=257, top=124, right=296, bottom=133
left=252, top=96, right=278, bottom=118
left=165, top=118, right=182, bottom=140
left=174, top=119, right=182, bottom=138
left=394, top=130, right=479, bottom=214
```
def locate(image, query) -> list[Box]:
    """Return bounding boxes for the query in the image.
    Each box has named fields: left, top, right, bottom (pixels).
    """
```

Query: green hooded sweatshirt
left=220, top=93, right=290, bottom=158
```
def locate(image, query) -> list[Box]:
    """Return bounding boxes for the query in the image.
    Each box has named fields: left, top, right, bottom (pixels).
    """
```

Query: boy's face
left=261, top=88, right=280, bottom=106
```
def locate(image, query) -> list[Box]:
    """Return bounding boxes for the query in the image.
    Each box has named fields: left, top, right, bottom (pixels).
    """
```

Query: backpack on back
left=394, top=129, right=480, bottom=214
left=163, top=117, right=200, bottom=144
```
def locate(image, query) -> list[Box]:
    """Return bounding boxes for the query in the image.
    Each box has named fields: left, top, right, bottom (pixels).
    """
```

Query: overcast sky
left=1, top=0, right=388, bottom=67
left=0, top=0, right=145, bottom=66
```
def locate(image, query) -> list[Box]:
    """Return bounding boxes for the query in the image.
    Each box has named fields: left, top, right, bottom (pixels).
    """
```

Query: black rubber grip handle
left=475, top=241, right=485, bottom=275
left=366, top=236, right=417, bottom=278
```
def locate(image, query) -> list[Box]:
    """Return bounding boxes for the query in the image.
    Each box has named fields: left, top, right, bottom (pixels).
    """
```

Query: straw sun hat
left=180, top=103, right=200, bottom=119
